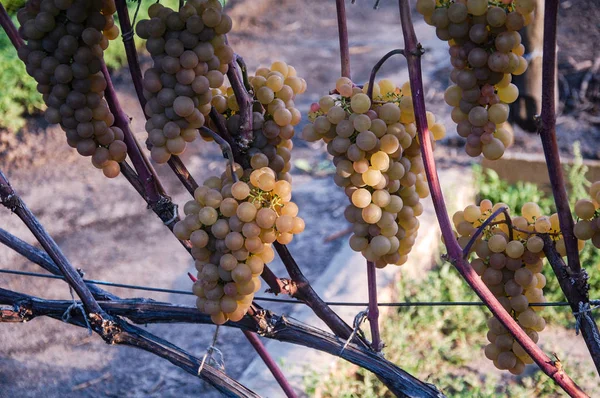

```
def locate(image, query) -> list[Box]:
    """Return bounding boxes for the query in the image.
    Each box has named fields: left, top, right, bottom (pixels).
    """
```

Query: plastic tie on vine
left=198, top=325, right=225, bottom=375
left=61, top=286, right=92, bottom=336
left=339, top=309, right=368, bottom=355
left=163, top=203, right=179, bottom=226
left=574, top=301, right=600, bottom=346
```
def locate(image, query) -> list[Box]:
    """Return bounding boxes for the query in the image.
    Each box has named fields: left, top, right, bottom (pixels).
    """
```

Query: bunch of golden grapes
left=207, top=61, right=307, bottom=182
left=574, top=181, right=600, bottom=247
left=416, top=0, right=536, bottom=160
left=453, top=199, right=584, bottom=374
left=303, top=77, right=445, bottom=267
left=136, top=0, right=233, bottom=163
left=173, top=167, right=305, bottom=324
left=17, top=0, right=126, bottom=178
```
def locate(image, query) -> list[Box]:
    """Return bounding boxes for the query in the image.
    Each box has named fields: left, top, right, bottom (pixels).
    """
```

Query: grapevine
left=416, top=0, right=536, bottom=160
left=303, top=78, right=444, bottom=267
left=17, top=0, right=126, bottom=177
left=173, top=167, right=304, bottom=324
left=453, top=199, right=586, bottom=374
left=136, top=0, right=233, bottom=163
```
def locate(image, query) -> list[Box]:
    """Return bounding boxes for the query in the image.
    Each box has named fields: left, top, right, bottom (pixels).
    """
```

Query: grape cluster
left=173, top=167, right=305, bottom=324
left=17, top=0, right=126, bottom=178
left=136, top=0, right=233, bottom=163
left=417, top=0, right=536, bottom=160
left=573, top=181, right=600, bottom=247
left=207, top=61, right=307, bottom=182
left=303, top=78, right=444, bottom=267
left=453, top=200, right=557, bottom=374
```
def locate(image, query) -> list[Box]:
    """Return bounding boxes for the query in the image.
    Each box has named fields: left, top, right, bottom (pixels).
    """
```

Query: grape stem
left=335, top=0, right=351, bottom=79
left=227, top=55, right=254, bottom=147
left=200, top=126, right=238, bottom=182
left=461, top=206, right=512, bottom=258
left=242, top=330, right=299, bottom=398
left=397, top=0, right=587, bottom=396
left=235, top=54, right=254, bottom=94
left=101, top=61, right=163, bottom=203
left=0, top=2, right=22, bottom=48
left=366, top=260, right=383, bottom=351
left=538, top=0, right=581, bottom=275
left=537, top=0, right=600, bottom=374
left=274, top=242, right=361, bottom=344
left=366, top=49, right=405, bottom=101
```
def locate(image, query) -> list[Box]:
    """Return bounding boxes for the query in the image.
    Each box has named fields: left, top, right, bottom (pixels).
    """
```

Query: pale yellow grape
left=352, top=188, right=372, bottom=208
left=416, top=0, right=435, bottom=16
left=488, top=234, right=508, bottom=253
left=482, top=138, right=505, bottom=160
left=363, top=168, right=382, bottom=186
left=232, top=181, right=250, bottom=200
left=488, top=103, right=509, bottom=124
left=350, top=93, right=371, bottom=114
left=574, top=220, right=594, bottom=240
left=521, top=202, right=541, bottom=222
left=378, top=103, right=401, bottom=124
left=353, top=114, right=372, bottom=132
left=430, top=123, right=446, bottom=140
left=506, top=240, right=525, bottom=259
left=444, top=85, right=462, bottom=107
left=497, top=83, right=519, bottom=103
left=370, top=235, right=392, bottom=256
left=575, top=199, right=596, bottom=220
left=237, top=202, right=257, bottom=222
left=362, top=203, right=382, bottom=224
left=534, top=216, right=551, bottom=233
left=463, top=204, right=482, bottom=223
left=526, top=235, right=544, bottom=253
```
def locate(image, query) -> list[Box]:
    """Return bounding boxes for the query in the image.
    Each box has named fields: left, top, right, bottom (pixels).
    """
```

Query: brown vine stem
left=398, top=1, right=587, bottom=396
left=274, top=243, right=357, bottom=342
left=367, top=49, right=405, bottom=100
left=101, top=61, right=162, bottom=203
left=462, top=206, right=512, bottom=257
left=0, top=171, right=104, bottom=317
left=538, top=0, right=600, bottom=375
left=366, top=260, right=382, bottom=351
left=335, top=0, right=351, bottom=79
left=227, top=56, right=254, bottom=146
left=0, top=2, right=21, bottom=48
left=538, top=0, right=581, bottom=276
left=0, top=287, right=444, bottom=397
left=242, top=330, right=298, bottom=398
left=0, top=288, right=258, bottom=397
left=114, top=0, right=200, bottom=197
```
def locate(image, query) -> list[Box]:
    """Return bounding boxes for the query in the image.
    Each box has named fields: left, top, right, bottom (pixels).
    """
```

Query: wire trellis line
left=1, top=268, right=599, bottom=309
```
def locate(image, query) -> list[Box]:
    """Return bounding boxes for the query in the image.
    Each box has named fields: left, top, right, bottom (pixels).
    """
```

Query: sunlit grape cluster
left=417, top=0, right=536, bottom=160
left=18, top=0, right=126, bottom=178
left=453, top=200, right=565, bottom=374
left=574, top=181, right=600, bottom=247
left=173, top=167, right=305, bottom=324
left=303, top=78, right=444, bottom=267
left=207, top=61, right=307, bottom=182
left=136, top=0, right=233, bottom=163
